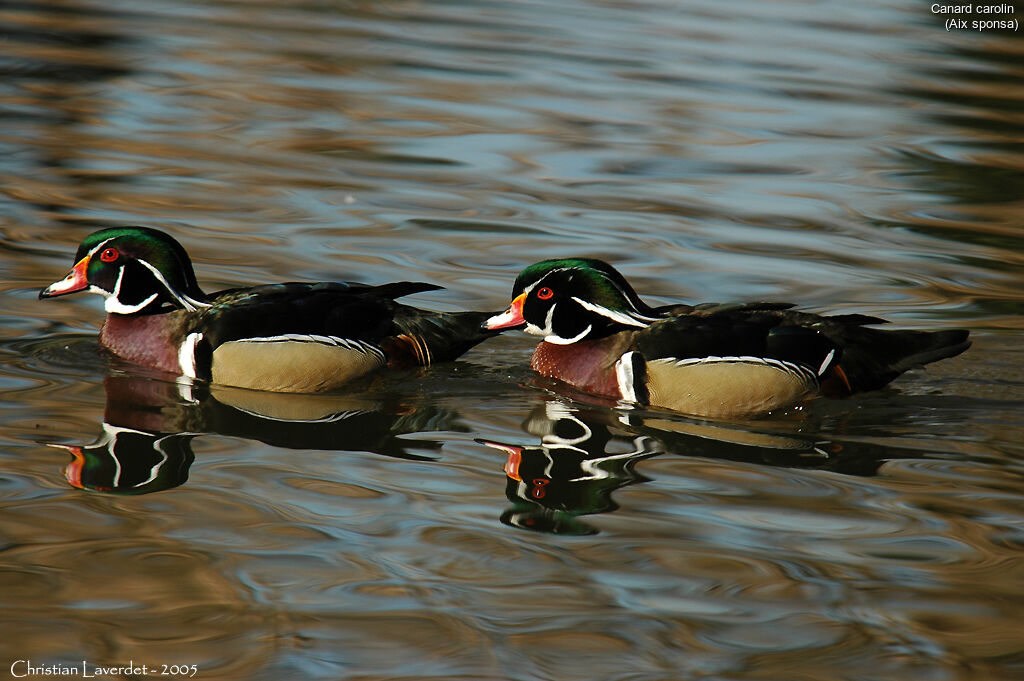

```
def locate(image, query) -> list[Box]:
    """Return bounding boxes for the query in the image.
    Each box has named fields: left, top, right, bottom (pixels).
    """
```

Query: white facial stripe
left=104, top=292, right=158, bottom=314
left=523, top=302, right=591, bottom=344
left=521, top=303, right=556, bottom=337
left=86, top=237, right=116, bottom=258
left=103, top=266, right=158, bottom=314
left=112, top=263, right=124, bottom=295
left=543, top=304, right=556, bottom=334
left=523, top=267, right=573, bottom=297
left=136, top=258, right=209, bottom=311
left=545, top=324, right=591, bottom=345
left=572, top=297, right=653, bottom=327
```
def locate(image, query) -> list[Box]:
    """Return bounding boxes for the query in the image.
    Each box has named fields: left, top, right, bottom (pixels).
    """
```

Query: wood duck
left=40, top=226, right=498, bottom=392
left=485, top=258, right=971, bottom=418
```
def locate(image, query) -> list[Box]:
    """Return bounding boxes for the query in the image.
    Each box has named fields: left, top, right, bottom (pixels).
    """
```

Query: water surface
left=2, top=1, right=1023, bottom=679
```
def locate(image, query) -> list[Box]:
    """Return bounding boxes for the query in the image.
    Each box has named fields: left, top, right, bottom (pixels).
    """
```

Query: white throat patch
left=532, top=303, right=592, bottom=344
left=103, top=267, right=158, bottom=314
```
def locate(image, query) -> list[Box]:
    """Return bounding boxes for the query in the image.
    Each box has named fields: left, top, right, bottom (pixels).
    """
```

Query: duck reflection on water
left=50, top=364, right=961, bottom=523
left=482, top=401, right=661, bottom=535
left=484, top=395, right=905, bottom=535
left=51, top=372, right=463, bottom=495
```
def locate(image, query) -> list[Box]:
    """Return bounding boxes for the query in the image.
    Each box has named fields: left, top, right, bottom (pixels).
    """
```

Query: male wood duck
left=40, top=226, right=498, bottom=392
left=485, top=258, right=971, bottom=419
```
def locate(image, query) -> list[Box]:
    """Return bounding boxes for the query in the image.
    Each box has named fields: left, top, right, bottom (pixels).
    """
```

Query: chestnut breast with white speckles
left=530, top=334, right=634, bottom=400
left=99, top=311, right=191, bottom=376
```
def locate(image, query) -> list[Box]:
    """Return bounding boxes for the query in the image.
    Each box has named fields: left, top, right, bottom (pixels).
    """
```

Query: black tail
left=826, top=323, right=970, bottom=392
left=365, top=281, right=444, bottom=300
left=390, top=309, right=503, bottom=366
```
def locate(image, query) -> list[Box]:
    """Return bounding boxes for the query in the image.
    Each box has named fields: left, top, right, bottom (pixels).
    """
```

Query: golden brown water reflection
left=2, top=1, right=1023, bottom=679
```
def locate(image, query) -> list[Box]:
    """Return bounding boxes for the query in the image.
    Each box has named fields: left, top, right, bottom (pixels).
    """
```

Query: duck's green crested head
left=486, top=258, right=660, bottom=344
left=40, top=226, right=208, bottom=314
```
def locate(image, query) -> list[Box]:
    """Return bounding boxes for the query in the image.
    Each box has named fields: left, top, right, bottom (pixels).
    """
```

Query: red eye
left=536, top=287, right=553, bottom=300
left=99, top=248, right=119, bottom=263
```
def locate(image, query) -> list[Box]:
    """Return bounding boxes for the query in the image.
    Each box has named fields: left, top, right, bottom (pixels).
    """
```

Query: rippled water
left=2, top=1, right=1023, bottom=679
